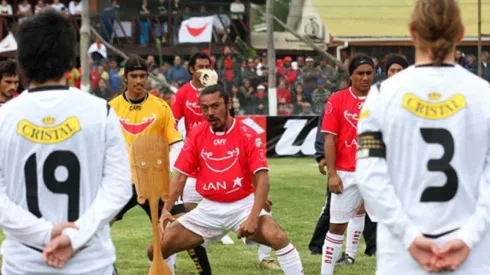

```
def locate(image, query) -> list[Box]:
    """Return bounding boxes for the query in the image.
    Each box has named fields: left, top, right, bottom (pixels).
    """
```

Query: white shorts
left=183, top=177, right=203, bottom=204
left=376, top=223, right=490, bottom=275
left=178, top=194, right=270, bottom=247
left=330, top=170, right=363, bottom=224
left=2, top=264, right=114, bottom=275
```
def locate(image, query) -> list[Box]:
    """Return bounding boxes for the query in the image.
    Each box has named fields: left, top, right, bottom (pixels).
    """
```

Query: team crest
left=255, top=137, right=262, bottom=148
left=119, top=114, right=156, bottom=135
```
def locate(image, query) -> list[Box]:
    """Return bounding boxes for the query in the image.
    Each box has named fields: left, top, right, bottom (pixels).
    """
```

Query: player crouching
left=147, top=84, right=304, bottom=274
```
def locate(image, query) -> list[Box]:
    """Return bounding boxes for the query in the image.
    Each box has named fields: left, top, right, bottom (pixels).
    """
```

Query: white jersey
left=0, top=86, right=132, bottom=274
left=356, top=64, right=490, bottom=251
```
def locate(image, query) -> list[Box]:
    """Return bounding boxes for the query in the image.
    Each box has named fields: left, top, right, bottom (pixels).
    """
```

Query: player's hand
left=328, top=173, right=343, bottom=194
left=318, top=158, right=327, bottom=175
left=264, top=197, right=272, bottom=212
left=159, top=208, right=175, bottom=241
left=43, top=235, right=75, bottom=269
left=237, top=216, right=259, bottom=239
left=51, top=222, right=78, bottom=240
left=408, top=236, right=440, bottom=272
left=434, top=239, right=470, bottom=271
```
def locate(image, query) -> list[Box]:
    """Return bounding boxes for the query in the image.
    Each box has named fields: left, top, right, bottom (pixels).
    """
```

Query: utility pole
left=478, top=0, right=482, bottom=77
left=266, top=0, right=277, bottom=116
left=80, top=0, right=90, bottom=93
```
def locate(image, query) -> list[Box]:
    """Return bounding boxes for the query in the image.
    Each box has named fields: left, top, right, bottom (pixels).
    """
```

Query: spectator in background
left=199, top=5, right=206, bottom=15
left=231, top=84, right=246, bottom=115
left=66, top=67, right=80, bottom=88
left=92, top=78, right=112, bottom=100
left=149, top=65, right=167, bottom=90
left=465, top=54, right=477, bottom=74
left=230, top=0, right=245, bottom=41
left=88, top=37, right=108, bottom=66
left=296, top=56, right=305, bottom=70
left=155, top=0, right=168, bottom=44
left=455, top=49, right=467, bottom=67
left=383, top=54, right=409, bottom=78
left=213, top=6, right=231, bottom=44
left=102, top=0, right=119, bottom=41
left=182, top=6, right=191, bottom=20
left=276, top=81, right=291, bottom=106
left=302, top=56, right=319, bottom=102
left=0, top=0, right=13, bottom=16
left=162, top=90, right=175, bottom=106
left=277, top=56, right=297, bottom=86
left=311, top=78, right=331, bottom=114
left=50, top=0, right=65, bottom=12
left=160, top=61, right=171, bottom=75
left=139, top=0, right=150, bottom=46
left=217, top=46, right=239, bottom=92
left=372, top=57, right=385, bottom=83
left=17, top=0, right=32, bottom=18
left=278, top=103, right=292, bottom=116
left=171, top=0, right=181, bottom=44
left=35, top=0, right=47, bottom=14
left=242, top=57, right=258, bottom=85
left=68, top=0, right=81, bottom=15
left=298, top=102, right=315, bottom=116
left=482, top=51, right=490, bottom=83
left=318, top=58, right=338, bottom=92
left=146, top=55, right=155, bottom=68
left=239, top=78, right=254, bottom=112
left=293, top=84, right=308, bottom=115
left=167, top=56, right=190, bottom=83
left=251, top=84, right=268, bottom=114
left=108, top=58, right=123, bottom=92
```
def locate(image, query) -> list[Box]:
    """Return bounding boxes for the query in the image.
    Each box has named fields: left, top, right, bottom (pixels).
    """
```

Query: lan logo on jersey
left=402, top=92, right=467, bottom=120
left=119, top=115, right=156, bottom=135
left=17, top=116, right=81, bottom=144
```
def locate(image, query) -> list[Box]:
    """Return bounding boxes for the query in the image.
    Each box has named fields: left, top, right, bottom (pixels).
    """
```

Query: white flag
left=178, top=16, right=214, bottom=43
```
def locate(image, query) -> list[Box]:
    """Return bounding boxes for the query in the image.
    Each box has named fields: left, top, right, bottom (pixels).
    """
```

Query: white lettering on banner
left=203, top=181, right=227, bottom=191
left=275, top=119, right=317, bottom=156
left=214, top=139, right=226, bottom=146
left=241, top=118, right=265, bottom=134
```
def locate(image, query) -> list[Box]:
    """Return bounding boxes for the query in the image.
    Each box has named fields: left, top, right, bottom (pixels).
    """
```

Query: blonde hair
left=410, top=0, right=462, bottom=65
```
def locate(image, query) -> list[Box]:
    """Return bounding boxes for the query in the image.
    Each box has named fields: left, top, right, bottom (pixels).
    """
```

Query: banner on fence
left=266, top=116, right=318, bottom=157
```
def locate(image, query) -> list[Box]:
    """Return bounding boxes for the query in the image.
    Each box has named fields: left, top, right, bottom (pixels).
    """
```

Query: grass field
left=111, top=158, right=376, bottom=275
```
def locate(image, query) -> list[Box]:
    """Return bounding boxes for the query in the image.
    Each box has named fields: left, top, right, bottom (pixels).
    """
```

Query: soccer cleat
left=220, top=234, right=235, bottom=245
left=259, top=257, right=281, bottom=270
left=336, top=252, right=355, bottom=265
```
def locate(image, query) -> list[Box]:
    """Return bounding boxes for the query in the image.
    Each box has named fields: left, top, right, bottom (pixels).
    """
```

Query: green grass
left=111, top=158, right=376, bottom=275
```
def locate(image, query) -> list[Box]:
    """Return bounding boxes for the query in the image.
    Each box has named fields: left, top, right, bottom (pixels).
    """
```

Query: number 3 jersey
left=0, top=86, right=132, bottom=274
left=356, top=65, right=490, bottom=251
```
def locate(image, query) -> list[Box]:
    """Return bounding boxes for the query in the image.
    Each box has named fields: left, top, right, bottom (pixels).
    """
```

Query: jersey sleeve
left=64, top=107, right=132, bottom=251
left=245, top=130, right=268, bottom=174
left=171, top=89, right=184, bottom=121
left=174, top=130, right=198, bottom=176
left=321, top=96, right=340, bottom=135
left=355, top=89, right=422, bottom=250
left=456, top=91, right=490, bottom=249
left=0, top=167, right=54, bottom=248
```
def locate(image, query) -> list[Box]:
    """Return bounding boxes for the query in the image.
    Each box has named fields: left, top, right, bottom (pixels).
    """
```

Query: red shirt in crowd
left=277, top=66, right=297, bottom=85
left=321, top=87, right=366, bottom=172
left=172, top=82, right=206, bottom=134
left=277, top=88, right=291, bottom=104
left=174, top=118, right=269, bottom=203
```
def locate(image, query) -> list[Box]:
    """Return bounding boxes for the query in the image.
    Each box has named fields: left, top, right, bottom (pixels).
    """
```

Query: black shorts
left=114, top=185, right=186, bottom=221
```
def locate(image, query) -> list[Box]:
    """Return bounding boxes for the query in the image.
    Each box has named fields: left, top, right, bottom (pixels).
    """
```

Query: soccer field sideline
left=0, top=158, right=376, bottom=274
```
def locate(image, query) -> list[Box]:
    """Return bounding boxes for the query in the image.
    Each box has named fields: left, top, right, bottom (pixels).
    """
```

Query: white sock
left=276, top=243, right=304, bottom=275
left=345, top=214, right=365, bottom=259
left=165, top=253, right=176, bottom=274
left=321, top=232, right=344, bottom=275
left=258, top=244, right=273, bottom=261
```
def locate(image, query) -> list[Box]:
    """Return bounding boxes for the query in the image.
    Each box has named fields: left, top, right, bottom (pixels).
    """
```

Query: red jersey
left=174, top=118, right=269, bottom=202
left=277, top=88, right=291, bottom=104
left=172, top=82, right=206, bottom=133
left=321, top=87, right=366, bottom=172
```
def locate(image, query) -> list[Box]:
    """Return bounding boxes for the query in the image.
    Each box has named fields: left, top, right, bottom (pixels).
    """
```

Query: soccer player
left=149, top=84, right=304, bottom=275
left=109, top=55, right=211, bottom=275
left=0, top=10, right=132, bottom=274
left=0, top=59, right=19, bottom=107
left=357, top=0, right=490, bottom=274
left=172, top=52, right=279, bottom=269
left=320, top=54, right=375, bottom=275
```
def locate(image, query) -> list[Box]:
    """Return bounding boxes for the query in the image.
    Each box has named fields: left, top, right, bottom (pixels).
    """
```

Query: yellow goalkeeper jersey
left=109, top=92, right=182, bottom=182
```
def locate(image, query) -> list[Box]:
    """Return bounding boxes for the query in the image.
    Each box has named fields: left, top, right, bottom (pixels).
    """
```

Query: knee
left=269, top=230, right=289, bottom=250
left=329, top=223, right=347, bottom=235
left=147, top=241, right=173, bottom=260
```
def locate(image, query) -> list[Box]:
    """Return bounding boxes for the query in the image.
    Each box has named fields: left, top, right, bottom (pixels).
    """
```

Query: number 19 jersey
left=0, top=86, right=132, bottom=274
left=356, top=65, right=490, bottom=273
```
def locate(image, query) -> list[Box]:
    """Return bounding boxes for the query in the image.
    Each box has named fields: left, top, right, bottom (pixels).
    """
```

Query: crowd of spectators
left=81, top=45, right=490, bottom=117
